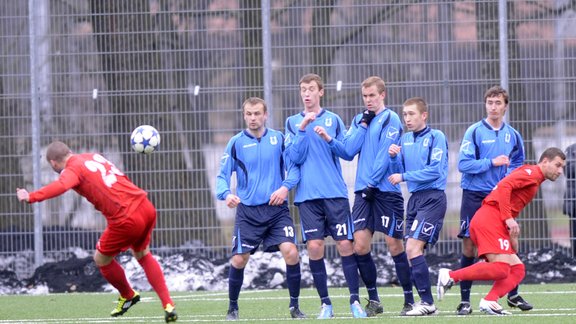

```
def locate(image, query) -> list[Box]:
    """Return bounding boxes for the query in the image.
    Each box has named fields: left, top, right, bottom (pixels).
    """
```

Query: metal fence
left=1, top=0, right=575, bottom=278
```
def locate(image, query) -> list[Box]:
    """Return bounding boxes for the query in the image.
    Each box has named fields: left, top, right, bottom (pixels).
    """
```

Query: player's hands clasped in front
left=388, top=144, right=401, bottom=157
left=314, top=126, right=332, bottom=142
left=492, top=155, right=510, bottom=167
left=269, top=186, right=289, bottom=206
left=225, top=194, right=241, bottom=208
left=360, top=109, right=376, bottom=126
left=16, top=188, right=30, bottom=202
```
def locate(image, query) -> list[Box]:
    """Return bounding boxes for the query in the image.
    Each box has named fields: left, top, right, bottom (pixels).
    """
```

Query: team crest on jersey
left=460, top=140, right=471, bottom=152
left=270, top=135, right=278, bottom=145
left=423, top=138, right=429, bottom=147
left=505, top=132, right=511, bottom=143
left=284, top=134, right=292, bottom=145
left=220, top=153, right=230, bottom=165
left=432, top=148, right=443, bottom=161
left=387, top=127, right=399, bottom=140
left=525, top=169, right=532, bottom=175
left=325, top=117, right=333, bottom=127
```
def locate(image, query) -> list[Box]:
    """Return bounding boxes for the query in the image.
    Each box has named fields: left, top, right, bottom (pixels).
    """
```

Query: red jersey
left=482, top=164, right=545, bottom=221
left=29, top=153, right=147, bottom=224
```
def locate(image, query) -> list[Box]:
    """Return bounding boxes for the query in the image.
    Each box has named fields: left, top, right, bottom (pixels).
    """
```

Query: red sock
left=486, top=263, right=525, bottom=300
left=138, top=253, right=174, bottom=308
left=450, top=261, right=510, bottom=283
left=99, top=260, right=134, bottom=298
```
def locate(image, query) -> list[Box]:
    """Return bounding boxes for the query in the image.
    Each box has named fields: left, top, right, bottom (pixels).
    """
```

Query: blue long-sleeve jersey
left=285, top=109, right=350, bottom=203
left=458, top=119, right=525, bottom=192
left=335, top=108, right=403, bottom=192
left=216, top=128, right=299, bottom=206
left=390, top=126, right=449, bottom=192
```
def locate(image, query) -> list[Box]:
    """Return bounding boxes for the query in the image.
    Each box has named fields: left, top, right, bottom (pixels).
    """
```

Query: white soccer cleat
left=405, top=302, right=437, bottom=316
left=479, top=298, right=512, bottom=316
left=436, top=268, right=454, bottom=301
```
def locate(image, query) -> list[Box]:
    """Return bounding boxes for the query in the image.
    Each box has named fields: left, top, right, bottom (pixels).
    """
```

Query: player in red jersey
left=16, top=141, right=177, bottom=322
left=437, top=147, right=566, bottom=315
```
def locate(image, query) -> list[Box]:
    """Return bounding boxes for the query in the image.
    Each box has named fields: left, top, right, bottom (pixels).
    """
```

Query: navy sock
left=356, top=252, right=379, bottom=302
left=228, top=265, right=244, bottom=310
left=508, top=285, right=520, bottom=298
left=341, top=254, right=360, bottom=304
left=310, top=258, right=331, bottom=305
left=459, top=255, right=475, bottom=302
left=393, top=252, right=414, bottom=305
left=286, top=263, right=301, bottom=308
left=410, top=255, right=433, bottom=305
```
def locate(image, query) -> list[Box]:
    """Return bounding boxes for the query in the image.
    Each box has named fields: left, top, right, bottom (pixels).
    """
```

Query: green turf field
left=1, top=284, right=575, bottom=323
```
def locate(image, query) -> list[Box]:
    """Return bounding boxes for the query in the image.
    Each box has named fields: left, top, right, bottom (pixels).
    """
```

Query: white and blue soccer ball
left=130, top=125, right=160, bottom=154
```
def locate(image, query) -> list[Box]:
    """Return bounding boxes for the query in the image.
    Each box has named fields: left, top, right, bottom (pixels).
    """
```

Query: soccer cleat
left=399, top=303, right=414, bottom=316
left=436, top=268, right=454, bottom=301
left=507, top=295, right=533, bottom=311
left=405, top=302, right=437, bottom=316
left=365, top=299, right=383, bottom=317
left=289, top=306, right=307, bottom=319
left=164, top=304, right=178, bottom=322
left=226, top=308, right=239, bottom=320
left=456, top=301, right=472, bottom=315
left=350, top=300, right=367, bottom=318
left=110, top=290, right=141, bottom=317
left=317, top=303, right=334, bottom=319
left=479, top=298, right=512, bottom=315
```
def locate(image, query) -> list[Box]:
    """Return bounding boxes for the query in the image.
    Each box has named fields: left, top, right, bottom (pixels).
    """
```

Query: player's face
left=541, top=156, right=565, bottom=181
left=485, top=94, right=507, bottom=123
left=243, top=103, right=267, bottom=133
left=49, top=160, right=64, bottom=173
left=402, top=104, right=427, bottom=132
left=362, top=85, right=385, bottom=112
left=300, top=81, right=324, bottom=111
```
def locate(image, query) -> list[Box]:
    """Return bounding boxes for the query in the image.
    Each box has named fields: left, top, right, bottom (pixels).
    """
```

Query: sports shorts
left=351, top=190, right=404, bottom=239
left=97, top=198, right=156, bottom=256
left=297, top=198, right=353, bottom=242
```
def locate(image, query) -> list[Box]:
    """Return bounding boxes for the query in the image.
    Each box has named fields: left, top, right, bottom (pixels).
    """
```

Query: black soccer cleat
left=507, top=295, right=533, bottom=311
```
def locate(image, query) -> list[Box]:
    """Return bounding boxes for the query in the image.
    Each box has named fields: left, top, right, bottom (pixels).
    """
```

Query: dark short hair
left=403, top=97, right=428, bottom=114
left=361, top=76, right=386, bottom=94
left=242, top=97, right=267, bottom=113
left=539, top=147, right=566, bottom=163
left=46, top=141, right=71, bottom=162
left=484, top=85, right=509, bottom=105
left=299, top=73, right=324, bottom=91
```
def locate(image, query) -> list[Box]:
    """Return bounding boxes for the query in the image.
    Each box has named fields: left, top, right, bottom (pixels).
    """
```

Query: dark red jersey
left=29, top=153, right=147, bottom=224
left=482, top=164, right=545, bottom=221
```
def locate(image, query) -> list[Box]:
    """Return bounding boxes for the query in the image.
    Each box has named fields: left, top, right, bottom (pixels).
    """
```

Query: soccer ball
left=130, top=125, right=160, bottom=154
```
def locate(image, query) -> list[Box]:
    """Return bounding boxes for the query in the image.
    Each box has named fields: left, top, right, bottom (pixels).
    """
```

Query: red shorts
left=96, top=198, right=157, bottom=256
left=470, top=204, right=516, bottom=258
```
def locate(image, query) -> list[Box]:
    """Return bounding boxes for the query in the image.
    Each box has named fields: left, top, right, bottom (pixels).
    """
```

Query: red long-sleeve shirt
left=29, top=153, right=147, bottom=224
left=483, top=164, right=545, bottom=221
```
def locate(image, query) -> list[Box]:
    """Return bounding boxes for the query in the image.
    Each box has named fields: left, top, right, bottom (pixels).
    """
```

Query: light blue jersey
left=458, top=119, right=524, bottom=192
left=390, top=126, right=448, bottom=192
left=216, top=128, right=299, bottom=206
left=285, top=109, right=351, bottom=203
left=338, top=108, right=403, bottom=192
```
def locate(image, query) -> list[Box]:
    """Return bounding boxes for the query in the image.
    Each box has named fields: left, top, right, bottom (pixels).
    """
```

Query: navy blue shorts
left=351, top=190, right=405, bottom=239
left=231, top=203, right=297, bottom=255
left=297, top=198, right=353, bottom=242
left=405, top=190, right=446, bottom=247
left=458, top=189, right=490, bottom=239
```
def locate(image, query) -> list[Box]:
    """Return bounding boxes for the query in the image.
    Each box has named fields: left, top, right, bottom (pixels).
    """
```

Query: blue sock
left=393, top=252, right=414, bottom=305
left=459, top=255, right=475, bottom=302
left=508, top=285, right=520, bottom=298
left=228, top=265, right=244, bottom=310
left=355, top=252, right=379, bottom=302
left=341, top=254, right=360, bottom=304
left=286, top=263, right=301, bottom=308
left=410, top=255, right=433, bottom=305
left=310, top=258, right=331, bottom=305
